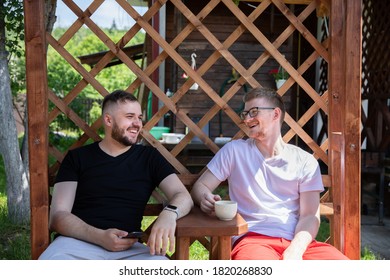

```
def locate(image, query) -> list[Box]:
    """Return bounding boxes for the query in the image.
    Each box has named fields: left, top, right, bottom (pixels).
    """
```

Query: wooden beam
left=78, top=44, right=145, bottom=68
left=329, top=0, right=345, bottom=256
left=24, top=0, right=50, bottom=260
left=343, top=0, right=362, bottom=260
left=245, top=1, right=330, bottom=16
left=329, top=0, right=361, bottom=260
left=245, top=0, right=312, bottom=4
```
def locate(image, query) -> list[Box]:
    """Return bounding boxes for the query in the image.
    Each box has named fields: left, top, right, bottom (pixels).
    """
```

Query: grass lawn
left=0, top=156, right=31, bottom=260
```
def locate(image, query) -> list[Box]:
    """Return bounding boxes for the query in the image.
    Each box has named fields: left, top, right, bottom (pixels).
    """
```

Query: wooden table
left=175, top=206, right=248, bottom=260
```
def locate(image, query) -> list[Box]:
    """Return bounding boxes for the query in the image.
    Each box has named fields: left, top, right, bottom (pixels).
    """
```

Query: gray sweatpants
left=38, top=236, right=169, bottom=260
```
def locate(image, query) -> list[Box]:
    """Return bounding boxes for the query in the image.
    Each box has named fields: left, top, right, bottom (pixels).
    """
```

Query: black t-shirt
left=55, top=142, right=175, bottom=232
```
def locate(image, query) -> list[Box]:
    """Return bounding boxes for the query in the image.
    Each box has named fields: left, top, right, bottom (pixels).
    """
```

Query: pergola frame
left=24, top=0, right=362, bottom=259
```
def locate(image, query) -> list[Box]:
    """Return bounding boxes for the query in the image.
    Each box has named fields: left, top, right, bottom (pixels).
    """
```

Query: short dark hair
left=243, top=87, right=285, bottom=123
left=102, top=90, right=138, bottom=114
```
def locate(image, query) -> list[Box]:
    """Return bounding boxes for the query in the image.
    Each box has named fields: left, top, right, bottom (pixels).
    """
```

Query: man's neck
left=255, top=135, right=284, bottom=159
left=98, top=139, right=131, bottom=157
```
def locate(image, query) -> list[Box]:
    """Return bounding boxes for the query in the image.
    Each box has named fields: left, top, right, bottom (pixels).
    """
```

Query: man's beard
left=111, top=121, right=137, bottom=146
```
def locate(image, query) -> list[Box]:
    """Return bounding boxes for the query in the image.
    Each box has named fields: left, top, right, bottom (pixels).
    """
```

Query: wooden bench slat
left=320, top=202, right=334, bottom=216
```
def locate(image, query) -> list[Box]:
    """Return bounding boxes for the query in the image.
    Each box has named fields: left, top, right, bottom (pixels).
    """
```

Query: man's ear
left=273, top=107, right=281, bottom=121
left=103, top=113, right=112, bottom=127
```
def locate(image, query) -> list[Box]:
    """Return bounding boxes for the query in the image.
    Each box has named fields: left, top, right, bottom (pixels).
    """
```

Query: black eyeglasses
left=239, top=106, right=275, bottom=120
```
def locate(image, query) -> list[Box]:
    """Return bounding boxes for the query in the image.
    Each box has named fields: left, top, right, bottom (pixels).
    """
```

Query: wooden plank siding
left=163, top=1, right=293, bottom=138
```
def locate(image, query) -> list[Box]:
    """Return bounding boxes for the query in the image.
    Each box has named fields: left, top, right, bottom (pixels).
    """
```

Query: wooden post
left=329, top=0, right=362, bottom=259
left=24, top=0, right=49, bottom=260
left=151, top=0, right=160, bottom=115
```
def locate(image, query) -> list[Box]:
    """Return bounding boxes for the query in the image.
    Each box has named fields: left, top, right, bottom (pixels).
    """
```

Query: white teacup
left=214, top=200, right=237, bottom=221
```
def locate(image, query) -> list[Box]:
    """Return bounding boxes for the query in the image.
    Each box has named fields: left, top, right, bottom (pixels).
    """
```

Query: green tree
left=0, top=0, right=30, bottom=224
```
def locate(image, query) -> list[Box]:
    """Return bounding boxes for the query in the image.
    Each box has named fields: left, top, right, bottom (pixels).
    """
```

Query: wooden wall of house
left=147, top=0, right=296, bottom=140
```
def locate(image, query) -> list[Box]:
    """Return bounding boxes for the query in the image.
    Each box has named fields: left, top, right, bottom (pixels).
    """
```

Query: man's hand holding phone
left=122, top=231, right=144, bottom=239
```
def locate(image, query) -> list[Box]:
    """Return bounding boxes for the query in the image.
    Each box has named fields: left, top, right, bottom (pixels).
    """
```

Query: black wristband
left=163, top=204, right=179, bottom=219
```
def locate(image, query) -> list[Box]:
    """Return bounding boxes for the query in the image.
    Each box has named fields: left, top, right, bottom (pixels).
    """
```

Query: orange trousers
left=231, top=232, right=349, bottom=260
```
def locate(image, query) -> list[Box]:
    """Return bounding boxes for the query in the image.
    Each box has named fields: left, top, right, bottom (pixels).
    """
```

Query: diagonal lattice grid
left=47, top=0, right=329, bottom=175
left=361, top=0, right=390, bottom=151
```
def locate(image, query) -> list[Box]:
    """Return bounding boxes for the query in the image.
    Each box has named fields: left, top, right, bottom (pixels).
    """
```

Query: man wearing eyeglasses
left=191, top=87, right=348, bottom=260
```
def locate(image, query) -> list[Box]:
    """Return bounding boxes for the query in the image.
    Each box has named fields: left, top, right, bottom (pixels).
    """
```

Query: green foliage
left=1, top=0, right=25, bottom=99
left=317, top=219, right=330, bottom=242
left=189, top=240, right=209, bottom=260
left=49, top=131, right=78, bottom=152
left=90, top=100, right=103, bottom=124
left=361, top=246, right=380, bottom=260
left=47, top=27, right=145, bottom=136
left=1, top=0, right=24, bottom=58
left=9, top=54, right=26, bottom=95
left=0, top=156, right=5, bottom=196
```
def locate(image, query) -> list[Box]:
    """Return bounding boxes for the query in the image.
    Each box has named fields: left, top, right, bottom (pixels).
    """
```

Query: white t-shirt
left=207, top=138, right=324, bottom=242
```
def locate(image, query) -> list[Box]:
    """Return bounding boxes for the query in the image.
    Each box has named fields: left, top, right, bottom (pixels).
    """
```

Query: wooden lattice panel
left=47, top=0, right=330, bottom=177
left=361, top=0, right=390, bottom=151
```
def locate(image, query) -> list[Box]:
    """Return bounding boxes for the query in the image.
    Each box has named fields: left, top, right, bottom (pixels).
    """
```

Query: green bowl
left=150, top=126, right=170, bottom=140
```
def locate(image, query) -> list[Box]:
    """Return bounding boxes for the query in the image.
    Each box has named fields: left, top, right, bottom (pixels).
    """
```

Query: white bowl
left=214, top=137, right=232, bottom=144
left=162, top=133, right=185, bottom=144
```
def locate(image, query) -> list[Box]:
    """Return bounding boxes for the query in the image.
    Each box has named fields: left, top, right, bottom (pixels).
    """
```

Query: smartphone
left=122, top=231, right=144, bottom=239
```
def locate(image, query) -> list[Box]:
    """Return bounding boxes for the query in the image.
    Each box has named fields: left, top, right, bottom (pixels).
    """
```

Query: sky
left=54, top=0, right=147, bottom=30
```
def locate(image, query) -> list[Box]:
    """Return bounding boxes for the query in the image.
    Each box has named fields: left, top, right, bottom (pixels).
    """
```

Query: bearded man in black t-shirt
left=39, top=90, right=193, bottom=260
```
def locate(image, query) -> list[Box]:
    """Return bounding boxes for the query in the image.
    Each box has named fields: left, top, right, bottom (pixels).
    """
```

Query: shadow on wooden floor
left=361, top=214, right=390, bottom=259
